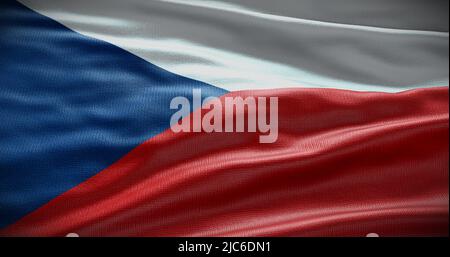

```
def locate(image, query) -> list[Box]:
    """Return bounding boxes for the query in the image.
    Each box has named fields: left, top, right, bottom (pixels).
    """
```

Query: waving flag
left=0, top=0, right=448, bottom=236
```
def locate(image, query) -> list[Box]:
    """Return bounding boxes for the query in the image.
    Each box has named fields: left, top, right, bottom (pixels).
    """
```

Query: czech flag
left=0, top=0, right=448, bottom=236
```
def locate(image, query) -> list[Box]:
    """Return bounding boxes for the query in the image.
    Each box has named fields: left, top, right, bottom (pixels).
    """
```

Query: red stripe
left=2, top=87, right=448, bottom=236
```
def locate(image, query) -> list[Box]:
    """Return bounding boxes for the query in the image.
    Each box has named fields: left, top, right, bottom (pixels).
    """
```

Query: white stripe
left=20, top=0, right=449, bottom=92
left=212, top=0, right=449, bottom=32
left=162, top=0, right=448, bottom=37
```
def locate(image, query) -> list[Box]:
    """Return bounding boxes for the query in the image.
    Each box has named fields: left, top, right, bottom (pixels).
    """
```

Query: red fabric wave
left=2, top=87, right=448, bottom=236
